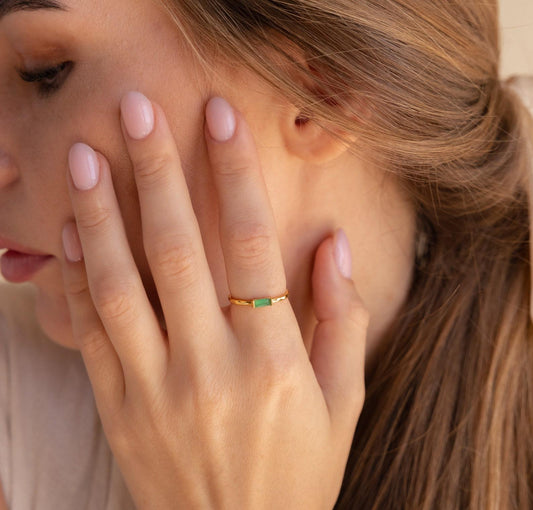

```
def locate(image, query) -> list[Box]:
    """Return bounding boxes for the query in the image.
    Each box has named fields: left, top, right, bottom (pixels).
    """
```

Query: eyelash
left=18, top=61, right=74, bottom=98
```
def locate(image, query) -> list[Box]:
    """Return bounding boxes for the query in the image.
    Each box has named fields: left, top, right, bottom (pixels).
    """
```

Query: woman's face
left=0, top=0, right=417, bottom=357
left=0, top=0, right=244, bottom=346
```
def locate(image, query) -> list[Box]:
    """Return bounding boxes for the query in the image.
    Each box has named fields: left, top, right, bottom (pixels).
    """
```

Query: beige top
left=0, top=283, right=134, bottom=510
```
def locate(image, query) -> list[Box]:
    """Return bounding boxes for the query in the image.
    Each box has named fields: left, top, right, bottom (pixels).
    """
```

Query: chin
left=34, top=287, right=79, bottom=350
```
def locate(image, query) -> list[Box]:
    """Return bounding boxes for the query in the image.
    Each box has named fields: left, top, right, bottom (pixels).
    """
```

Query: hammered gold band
left=228, top=290, right=289, bottom=308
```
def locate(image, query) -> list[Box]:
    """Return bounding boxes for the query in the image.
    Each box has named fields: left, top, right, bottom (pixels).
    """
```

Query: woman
left=0, top=0, right=531, bottom=508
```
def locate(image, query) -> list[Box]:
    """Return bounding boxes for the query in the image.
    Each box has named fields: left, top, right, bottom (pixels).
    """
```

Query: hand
left=60, top=92, right=369, bottom=509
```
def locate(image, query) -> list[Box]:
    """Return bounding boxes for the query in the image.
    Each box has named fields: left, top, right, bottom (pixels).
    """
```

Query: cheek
left=22, top=53, right=230, bottom=318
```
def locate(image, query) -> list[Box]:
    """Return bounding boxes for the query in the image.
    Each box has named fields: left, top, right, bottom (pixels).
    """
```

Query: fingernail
left=334, top=229, right=352, bottom=279
left=206, top=97, right=236, bottom=142
left=62, top=222, right=83, bottom=262
left=121, top=91, right=155, bottom=140
left=69, top=143, right=100, bottom=191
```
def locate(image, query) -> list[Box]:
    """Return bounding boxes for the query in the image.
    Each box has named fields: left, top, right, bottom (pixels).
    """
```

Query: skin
left=0, top=0, right=416, bottom=506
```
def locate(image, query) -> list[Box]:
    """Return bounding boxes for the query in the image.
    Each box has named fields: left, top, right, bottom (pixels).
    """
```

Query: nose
left=0, top=151, right=19, bottom=188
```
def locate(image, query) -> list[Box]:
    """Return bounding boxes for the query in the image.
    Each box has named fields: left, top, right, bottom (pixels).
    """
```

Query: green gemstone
left=253, top=298, right=272, bottom=308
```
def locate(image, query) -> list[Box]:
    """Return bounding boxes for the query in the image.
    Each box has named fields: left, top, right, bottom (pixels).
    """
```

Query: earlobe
left=282, top=108, right=354, bottom=165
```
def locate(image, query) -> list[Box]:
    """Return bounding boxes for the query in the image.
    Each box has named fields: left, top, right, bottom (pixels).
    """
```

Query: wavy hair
left=159, top=0, right=533, bottom=507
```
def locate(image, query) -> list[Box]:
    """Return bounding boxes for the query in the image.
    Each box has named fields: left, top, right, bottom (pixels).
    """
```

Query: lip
left=1, top=251, right=53, bottom=283
left=0, top=235, right=49, bottom=256
left=0, top=236, right=53, bottom=283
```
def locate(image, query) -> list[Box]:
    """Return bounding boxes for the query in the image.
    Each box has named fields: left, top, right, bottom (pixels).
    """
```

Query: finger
left=310, top=230, right=368, bottom=445
left=205, top=97, right=289, bottom=336
left=120, top=92, right=225, bottom=358
left=61, top=222, right=124, bottom=417
left=68, top=144, right=167, bottom=387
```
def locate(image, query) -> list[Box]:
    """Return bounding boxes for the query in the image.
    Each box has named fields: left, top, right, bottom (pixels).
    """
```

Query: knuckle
left=146, top=233, right=198, bottom=285
left=226, top=221, right=274, bottom=267
left=77, top=328, right=109, bottom=362
left=348, top=301, right=370, bottom=333
left=173, top=370, right=230, bottom=430
left=134, top=153, right=173, bottom=189
left=63, top=272, right=89, bottom=300
left=194, top=378, right=230, bottom=418
left=254, top=346, right=301, bottom=395
left=91, top=278, right=137, bottom=323
left=213, top=158, right=253, bottom=179
left=76, top=205, right=113, bottom=236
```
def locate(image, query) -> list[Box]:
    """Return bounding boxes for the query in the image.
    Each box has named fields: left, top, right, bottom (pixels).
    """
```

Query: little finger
left=61, top=224, right=125, bottom=416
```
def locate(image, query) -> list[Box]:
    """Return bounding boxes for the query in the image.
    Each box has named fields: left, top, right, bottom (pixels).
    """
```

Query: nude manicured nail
left=206, top=97, right=236, bottom=142
left=121, top=91, right=155, bottom=140
left=334, top=228, right=352, bottom=279
left=62, top=222, right=83, bottom=262
left=69, top=143, right=100, bottom=191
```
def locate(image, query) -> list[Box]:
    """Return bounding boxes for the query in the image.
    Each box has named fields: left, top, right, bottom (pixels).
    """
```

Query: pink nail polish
left=69, top=143, right=100, bottom=191
left=205, top=97, right=236, bottom=142
left=334, top=229, right=352, bottom=279
left=62, top=223, right=83, bottom=262
left=121, top=91, right=155, bottom=140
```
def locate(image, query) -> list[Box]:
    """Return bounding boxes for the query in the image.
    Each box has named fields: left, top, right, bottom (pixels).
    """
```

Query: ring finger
left=205, top=98, right=295, bottom=341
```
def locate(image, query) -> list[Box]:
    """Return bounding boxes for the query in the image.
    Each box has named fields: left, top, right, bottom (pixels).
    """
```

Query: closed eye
left=18, top=60, right=74, bottom=98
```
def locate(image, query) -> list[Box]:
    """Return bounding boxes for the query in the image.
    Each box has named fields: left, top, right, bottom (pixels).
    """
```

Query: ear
left=281, top=107, right=355, bottom=165
left=277, top=54, right=361, bottom=164
left=254, top=36, right=363, bottom=164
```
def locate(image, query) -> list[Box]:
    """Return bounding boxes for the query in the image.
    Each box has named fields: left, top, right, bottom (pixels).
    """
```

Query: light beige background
left=501, top=0, right=533, bottom=77
left=0, top=3, right=531, bottom=285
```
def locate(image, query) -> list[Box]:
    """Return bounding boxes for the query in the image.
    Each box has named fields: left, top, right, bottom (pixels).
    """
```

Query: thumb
left=310, top=229, right=369, bottom=438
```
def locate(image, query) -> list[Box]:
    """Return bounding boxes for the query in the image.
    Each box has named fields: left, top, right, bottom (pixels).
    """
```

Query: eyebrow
left=0, top=0, right=66, bottom=19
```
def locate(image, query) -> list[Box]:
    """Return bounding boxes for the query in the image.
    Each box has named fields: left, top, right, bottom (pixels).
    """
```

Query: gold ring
left=228, top=290, right=289, bottom=308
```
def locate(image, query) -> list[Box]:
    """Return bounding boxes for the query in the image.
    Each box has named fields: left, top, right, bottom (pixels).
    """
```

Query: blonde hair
left=160, top=0, right=533, bottom=507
